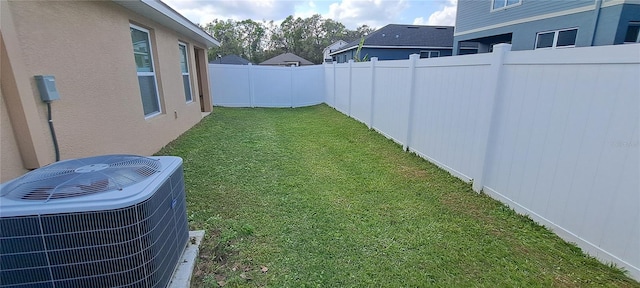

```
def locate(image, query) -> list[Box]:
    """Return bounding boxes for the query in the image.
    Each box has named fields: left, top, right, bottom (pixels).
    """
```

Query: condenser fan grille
left=1, top=155, right=161, bottom=201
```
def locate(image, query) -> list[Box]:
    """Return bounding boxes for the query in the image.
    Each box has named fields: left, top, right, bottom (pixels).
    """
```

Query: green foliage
left=202, top=15, right=373, bottom=64
left=157, top=105, right=639, bottom=287
left=353, top=36, right=369, bottom=62
left=204, top=19, right=265, bottom=63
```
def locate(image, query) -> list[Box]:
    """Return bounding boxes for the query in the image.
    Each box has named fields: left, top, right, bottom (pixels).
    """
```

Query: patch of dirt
left=397, top=164, right=430, bottom=179
left=440, top=192, right=493, bottom=224
left=191, top=229, right=268, bottom=287
left=552, top=273, right=580, bottom=287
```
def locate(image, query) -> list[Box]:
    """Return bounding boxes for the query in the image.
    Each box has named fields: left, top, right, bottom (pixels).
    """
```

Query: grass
left=157, top=104, right=638, bottom=287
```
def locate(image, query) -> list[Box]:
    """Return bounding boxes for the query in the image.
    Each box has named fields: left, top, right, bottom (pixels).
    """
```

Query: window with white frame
left=178, top=42, right=192, bottom=102
left=419, top=51, right=440, bottom=58
left=130, top=24, right=161, bottom=117
left=624, top=22, right=640, bottom=43
left=491, top=0, right=521, bottom=11
left=535, top=28, right=578, bottom=49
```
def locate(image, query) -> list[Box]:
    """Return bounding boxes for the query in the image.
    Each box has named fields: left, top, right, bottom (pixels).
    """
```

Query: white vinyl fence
left=209, top=64, right=324, bottom=107
left=325, top=44, right=639, bottom=279
left=209, top=44, right=640, bottom=279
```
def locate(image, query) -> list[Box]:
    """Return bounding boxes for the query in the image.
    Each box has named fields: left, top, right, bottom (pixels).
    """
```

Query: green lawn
left=157, top=105, right=638, bottom=287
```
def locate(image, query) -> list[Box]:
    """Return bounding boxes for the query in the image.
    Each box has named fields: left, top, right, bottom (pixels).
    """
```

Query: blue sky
left=164, top=0, right=458, bottom=30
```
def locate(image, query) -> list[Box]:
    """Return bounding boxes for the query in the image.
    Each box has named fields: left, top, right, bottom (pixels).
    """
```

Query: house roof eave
left=328, top=45, right=453, bottom=56
left=328, top=45, right=358, bottom=56
left=114, top=0, right=220, bottom=48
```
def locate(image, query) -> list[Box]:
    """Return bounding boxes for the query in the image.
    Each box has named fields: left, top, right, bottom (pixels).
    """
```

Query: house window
left=130, top=24, right=161, bottom=117
left=624, top=22, right=640, bottom=43
left=535, top=28, right=578, bottom=49
left=420, top=51, right=440, bottom=58
left=491, top=0, right=521, bottom=11
left=178, top=42, right=192, bottom=102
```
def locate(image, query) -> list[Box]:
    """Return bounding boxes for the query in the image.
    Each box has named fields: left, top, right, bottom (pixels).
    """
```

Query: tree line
left=202, top=15, right=375, bottom=64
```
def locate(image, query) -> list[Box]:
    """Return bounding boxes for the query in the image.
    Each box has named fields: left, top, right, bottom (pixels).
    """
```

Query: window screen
left=179, top=43, right=192, bottom=102
left=536, top=32, right=555, bottom=49
left=557, top=29, right=577, bottom=47
left=130, top=25, right=161, bottom=117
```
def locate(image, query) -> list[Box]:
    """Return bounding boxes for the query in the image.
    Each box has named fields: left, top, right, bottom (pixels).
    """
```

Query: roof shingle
left=260, top=52, right=314, bottom=66
left=333, top=24, right=454, bottom=54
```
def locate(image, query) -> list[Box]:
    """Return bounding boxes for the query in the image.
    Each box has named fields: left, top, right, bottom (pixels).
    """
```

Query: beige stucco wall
left=0, top=84, right=28, bottom=181
left=1, top=1, right=211, bottom=182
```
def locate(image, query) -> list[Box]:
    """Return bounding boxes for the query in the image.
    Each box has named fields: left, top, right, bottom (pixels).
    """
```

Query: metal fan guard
left=0, top=155, right=161, bottom=201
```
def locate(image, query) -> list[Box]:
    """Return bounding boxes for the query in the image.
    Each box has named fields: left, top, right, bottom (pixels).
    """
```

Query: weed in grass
left=156, top=105, right=639, bottom=288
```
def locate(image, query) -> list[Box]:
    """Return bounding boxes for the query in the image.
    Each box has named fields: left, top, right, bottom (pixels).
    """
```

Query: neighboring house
left=322, top=40, right=348, bottom=63
left=329, top=24, right=475, bottom=63
left=210, top=54, right=252, bottom=65
left=453, top=0, right=640, bottom=55
left=0, top=0, right=219, bottom=182
left=260, top=52, right=314, bottom=66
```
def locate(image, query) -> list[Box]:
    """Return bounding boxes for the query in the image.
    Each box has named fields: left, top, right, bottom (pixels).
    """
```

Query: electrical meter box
left=34, top=75, right=60, bottom=102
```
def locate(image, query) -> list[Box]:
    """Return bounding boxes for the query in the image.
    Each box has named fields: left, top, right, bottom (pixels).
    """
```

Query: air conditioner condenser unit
left=0, top=155, right=189, bottom=288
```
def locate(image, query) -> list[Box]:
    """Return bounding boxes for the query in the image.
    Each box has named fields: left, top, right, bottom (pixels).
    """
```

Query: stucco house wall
left=0, top=86, right=27, bottom=181
left=0, top=0, right=216, bottom=182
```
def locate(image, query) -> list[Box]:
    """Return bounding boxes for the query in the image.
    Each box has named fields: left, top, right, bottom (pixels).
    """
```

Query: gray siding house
left=453, top=0, right=640, bottom=55
left=330, top=25, right=477, bottom=63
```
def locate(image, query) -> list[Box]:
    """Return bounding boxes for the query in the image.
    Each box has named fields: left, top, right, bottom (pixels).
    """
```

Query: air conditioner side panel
left=0, top=158, right=189, bottom=288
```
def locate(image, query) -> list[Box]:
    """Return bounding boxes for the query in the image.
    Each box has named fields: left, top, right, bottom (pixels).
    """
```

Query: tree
left=345, top=24, right=375, bottom=42
left=202, top=15, right=377, bottom=64
left=280, top=16, right=306, bottom=56
left=236, top=19, right=266, bottom=63
left=204, top=19, right=243, bottom=61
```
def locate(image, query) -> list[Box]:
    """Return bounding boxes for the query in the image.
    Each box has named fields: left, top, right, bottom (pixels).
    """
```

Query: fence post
left=403, top=54, right=419, bottom=151
left=248, top=63, right=255, bottom=108
left=290, top=65, right=295, bottom=108
left=348, top=59, right=354, bottom=117
left=369, top=57, right=378, bottom=129
left=472, top=43, right=511, bottom=192
left=332, top=61, right=337, bottom=108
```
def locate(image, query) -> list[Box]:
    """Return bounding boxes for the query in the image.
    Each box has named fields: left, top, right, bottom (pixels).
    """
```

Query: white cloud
left=426, top=0, right=457, bottom=26
left=163, top=0, right=297, bottom=24
left=164, top=0, right=446, bottom=31
left=412, top=16, right=426, bottom=25
left=326, top=0, right=408, bottom=29
left=294, top=1, right=321, bottom=19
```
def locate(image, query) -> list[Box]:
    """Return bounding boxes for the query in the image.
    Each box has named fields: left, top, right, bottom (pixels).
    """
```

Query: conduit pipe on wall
left=46, top=102, right=60, bottom=162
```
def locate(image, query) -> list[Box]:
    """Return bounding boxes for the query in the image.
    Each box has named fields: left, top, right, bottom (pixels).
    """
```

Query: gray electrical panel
left=34, top=75, right=60, bottom=102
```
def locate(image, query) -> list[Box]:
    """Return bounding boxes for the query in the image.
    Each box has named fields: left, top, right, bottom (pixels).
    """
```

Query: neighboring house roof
left=210, top=54, right=252, bottom=65
left=330, top=24, right=454, bottom=55
left=113, top=0, right=219, bottom=48
left=260, top=52, right=314, bottom=66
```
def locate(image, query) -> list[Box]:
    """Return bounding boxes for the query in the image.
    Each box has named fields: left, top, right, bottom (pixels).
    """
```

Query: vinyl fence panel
left=292, top=65, right=325, bottom=107
left=409, top=56, right=492, bottom=181
left=321, top=44, right=639, bottom=279
left=482, top=47, right=640, bottom=276
left=349, top=62, right=373, bottom=125
left=209, top=44, right=640, bottom=279
left=209, top=64, right=251, bottom=107
left=252, top=66, right=292, bottom=107
left=333, top=63, right=351, bottom=114
left=209, top=64, right=324, bottom=107
left=371, top=60, right=412, bottom=145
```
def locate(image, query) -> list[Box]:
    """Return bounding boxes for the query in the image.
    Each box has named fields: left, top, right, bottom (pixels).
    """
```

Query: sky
left=164, top=0, right=458, bottom=31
